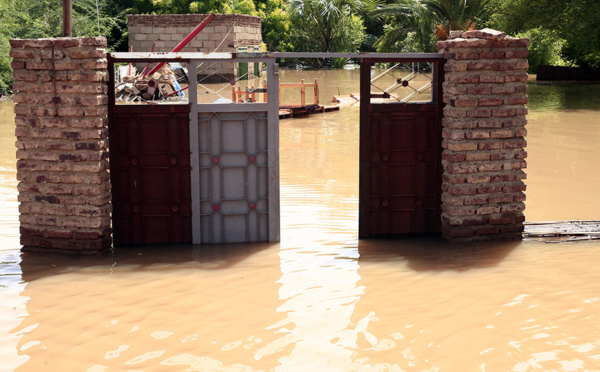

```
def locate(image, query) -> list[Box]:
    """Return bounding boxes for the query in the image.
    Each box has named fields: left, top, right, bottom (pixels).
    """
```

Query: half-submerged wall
left=438, top=29, right=529, bottom=242
left=11, top=37, right=111, bottom=253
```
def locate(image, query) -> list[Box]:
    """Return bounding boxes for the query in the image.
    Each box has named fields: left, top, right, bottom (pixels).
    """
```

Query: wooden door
left=359, top=58, right=444, bottom=237
left=109, top=105, right=192, bottom=246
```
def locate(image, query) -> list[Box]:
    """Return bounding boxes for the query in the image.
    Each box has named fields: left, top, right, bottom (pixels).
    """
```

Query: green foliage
left=0, top=0, right=134, bottom=92
left=400, top=30, right=436, bottom=53
left=0, top=0, right=20, bottom=94
left=260, top=7, right=292, bottom=51
left=516, top=28, right=573, bottom=74
left=331, top=57, right=349, bottom=68
left=371, top=3, right=436, bottom=53
left=287, top=0, right=368, bottom=53
left=0, top=0, right=596, bottom=85
left=487, top=0, right=600, bottom=69
left=257, top=0, right=292, bottom=51
left=147, top=0, right=258, bottom=15
left=370, top=0, right=484, bottom=53
left=221, top=0, right=258, bottom=14
left=421, top=0, right=487, bottom=31
left=0, top=34, right=11, bottom=94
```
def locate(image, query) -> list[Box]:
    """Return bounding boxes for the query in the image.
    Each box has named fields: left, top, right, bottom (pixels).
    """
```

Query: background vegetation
left=1, top=0, right=599, bottom=93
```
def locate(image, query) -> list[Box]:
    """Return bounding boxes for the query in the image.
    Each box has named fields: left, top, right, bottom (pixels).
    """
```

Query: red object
left=249, top=203, right=256, bottom=210
left=212, top=156, right=219, bottom=164
left=248, top=155, right=255, bottom=162
left=213, top=204, right=220, bottom=211
left=145, top=13, right=216, bottom=78
left=128, top=46, right=133, bottom=75
left=166, top=86, right=189, bottom=98
left=141, top=43, right=156, bottom=79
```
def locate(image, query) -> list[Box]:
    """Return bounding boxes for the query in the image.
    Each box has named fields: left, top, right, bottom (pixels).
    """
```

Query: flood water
left=1, top=71, right=600, bottom=371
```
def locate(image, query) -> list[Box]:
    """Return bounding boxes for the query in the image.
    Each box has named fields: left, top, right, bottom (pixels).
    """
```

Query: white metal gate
left=188, top=55, right=280, bottom=244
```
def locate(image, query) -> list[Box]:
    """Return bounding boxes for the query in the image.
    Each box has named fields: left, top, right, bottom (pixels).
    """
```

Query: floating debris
left=523, top=220, right=600, bottom=243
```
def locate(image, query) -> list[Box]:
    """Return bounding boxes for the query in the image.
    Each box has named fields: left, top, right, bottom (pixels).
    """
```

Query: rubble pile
left=116, top=64, right=187, bottom=103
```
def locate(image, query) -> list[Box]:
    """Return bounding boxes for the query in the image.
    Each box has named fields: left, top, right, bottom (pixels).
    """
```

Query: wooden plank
left=523, top=220, right=600, bottom=243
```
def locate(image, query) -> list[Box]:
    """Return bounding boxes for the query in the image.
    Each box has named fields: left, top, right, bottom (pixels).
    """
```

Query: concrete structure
left=11, top=37, right=111, bottom=253
left=438, top=29, right=529, bottom=242
left=127, top=14, right=263, bottom=80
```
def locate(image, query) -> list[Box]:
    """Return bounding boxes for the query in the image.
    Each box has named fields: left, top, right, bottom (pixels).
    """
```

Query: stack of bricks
left=437, top=29, right=529, bottom=242
left=11, top=37, right=111, bottom=253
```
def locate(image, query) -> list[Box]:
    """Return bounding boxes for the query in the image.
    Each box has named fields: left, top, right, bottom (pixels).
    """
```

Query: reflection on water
left=1, top=74, right=600, bottom=371
left=528, top=82, right=600, bottom=111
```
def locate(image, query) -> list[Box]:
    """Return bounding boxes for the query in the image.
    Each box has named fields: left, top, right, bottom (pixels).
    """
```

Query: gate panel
left=195, top=111, right=269, bottom=243
left=110, top=105, right=192, bottom=246
left=359, top=58, right=444, bottom=237
left=188, top=58, right=280, bottom=245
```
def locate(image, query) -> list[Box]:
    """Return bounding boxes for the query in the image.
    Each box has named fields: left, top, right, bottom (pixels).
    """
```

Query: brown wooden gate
left=108, top=105, right=192, bottom=246
left=359, top=57, right=445, bottom=237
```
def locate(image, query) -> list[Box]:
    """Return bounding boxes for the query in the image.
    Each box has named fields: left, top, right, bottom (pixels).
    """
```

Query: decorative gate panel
left=188, top=58, right=280, bottom=245
left=359, top=58, right=445, bottom=237
left=195, top=111, right=269, bottom=243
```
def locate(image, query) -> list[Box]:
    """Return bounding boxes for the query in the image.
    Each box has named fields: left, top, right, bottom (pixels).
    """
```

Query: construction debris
left=116, top=64, right=187, bottom=103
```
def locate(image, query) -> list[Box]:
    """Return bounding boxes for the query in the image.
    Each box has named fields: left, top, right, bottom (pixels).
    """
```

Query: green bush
left=515, top=28, right=574, bottom=74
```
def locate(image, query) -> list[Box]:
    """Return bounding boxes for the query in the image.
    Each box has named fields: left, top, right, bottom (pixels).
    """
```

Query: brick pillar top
left=437, top=29, right=529, bottom=242
left=11, top=37, right=112, bottom=254
left=438, top=28, right=530, bottom=48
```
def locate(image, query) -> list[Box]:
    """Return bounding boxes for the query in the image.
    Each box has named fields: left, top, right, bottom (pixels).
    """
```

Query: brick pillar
left=437, top=29, right=529, bottom=242
left=11, top=37, right=111, bottom=253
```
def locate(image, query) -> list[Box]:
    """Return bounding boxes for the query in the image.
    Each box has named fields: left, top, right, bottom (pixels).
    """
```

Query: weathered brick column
left=11, top=37, right=111, bottom=253
left=437, top=29, right=529, bottom=242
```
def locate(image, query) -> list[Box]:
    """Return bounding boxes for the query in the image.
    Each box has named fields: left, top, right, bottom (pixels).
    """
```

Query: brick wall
left=128, top=13, right=262, bottom=53
left=11, top=37, right=111, bottom=253
left=127, top=14, right=262, bottom=80
left=437, top=29, right=529, bottom=242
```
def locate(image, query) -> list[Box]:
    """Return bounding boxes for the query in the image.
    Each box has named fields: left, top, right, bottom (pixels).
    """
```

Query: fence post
left=438, top=29, right=529, bottom=242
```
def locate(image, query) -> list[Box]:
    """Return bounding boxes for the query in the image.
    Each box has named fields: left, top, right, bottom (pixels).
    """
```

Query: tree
left=486, top=0, right=600, bottom=69
left=145, top=0, right=259, bottom=15
left=0, top=0, right=22, bottom=94
left=370, top=0, right=486, bottom=53
left=515, top=28, right=572, bottom=73
left=0, top=0, right=133, bottom=92
left=287, top=0, right=369, bottom=53
left=422, top=0, right=487, bottom=37
left=370, top=0, right=437, bottom=52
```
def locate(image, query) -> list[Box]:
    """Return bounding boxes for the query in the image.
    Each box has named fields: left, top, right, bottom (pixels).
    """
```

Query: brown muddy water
left=1, top=71, right=600, bottom=371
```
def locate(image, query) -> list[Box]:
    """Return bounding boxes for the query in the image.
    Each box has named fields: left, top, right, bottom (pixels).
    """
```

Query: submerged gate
left=359, top=56, right=445, bottom=237
left=108, top=53, right=280, bottom=246
left=108, top=52, right=443, bottom=246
